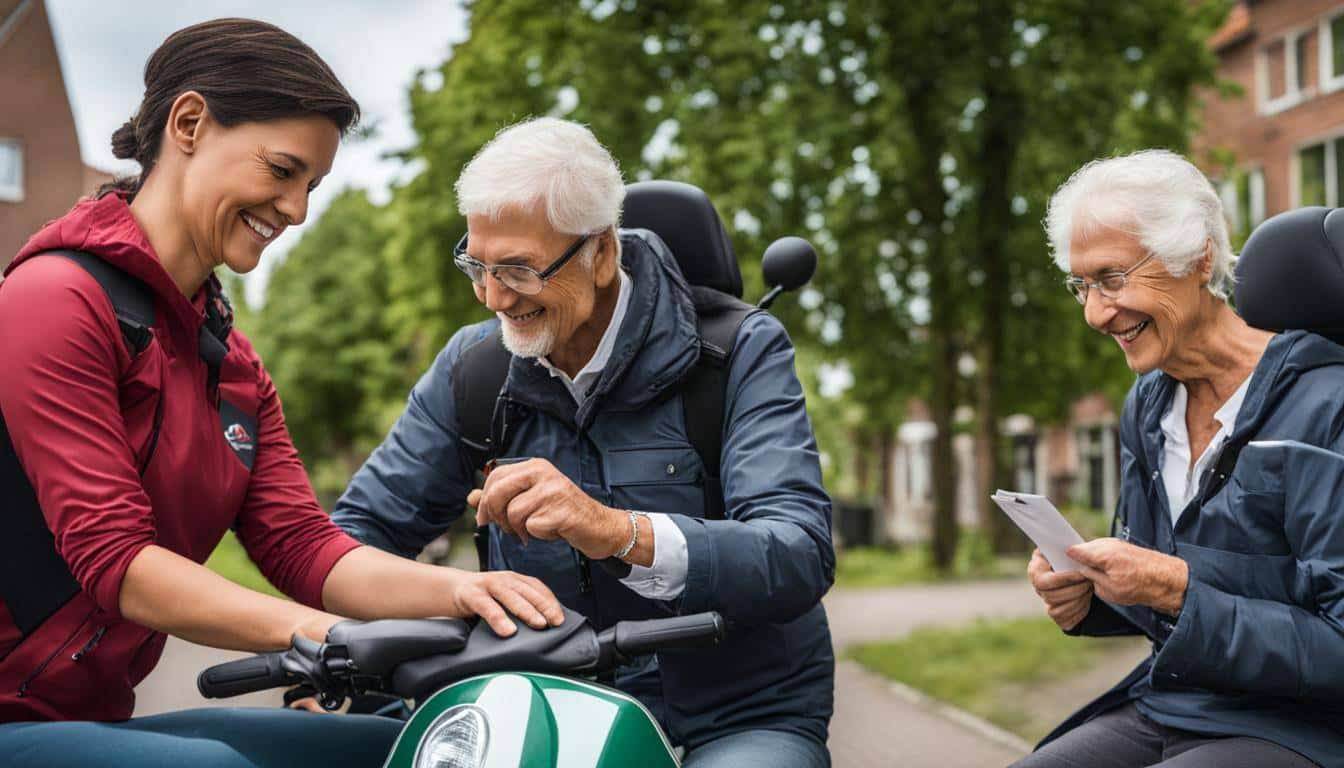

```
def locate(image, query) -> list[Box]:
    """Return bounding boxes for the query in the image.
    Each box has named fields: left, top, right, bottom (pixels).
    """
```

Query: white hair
left=455, top=117, right=625, bottom=266
left=1045, top=149, right=1236, bottom=300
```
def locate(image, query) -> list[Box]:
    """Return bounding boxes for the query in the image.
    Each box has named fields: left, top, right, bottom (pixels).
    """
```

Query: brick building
left=1197, top=0, right=1344, bottom=236
left=0, top=0, right=111, bottom=268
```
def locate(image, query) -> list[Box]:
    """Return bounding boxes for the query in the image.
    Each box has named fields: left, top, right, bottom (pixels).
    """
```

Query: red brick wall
left=1195, top=0, right=1344, bottom=215
left=0, top=0, right=85, bottom=267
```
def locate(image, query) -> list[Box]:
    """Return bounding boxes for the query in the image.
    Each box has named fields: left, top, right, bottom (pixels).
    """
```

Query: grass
left=835, top=537, right=1023, bottom=589
left=205, top=529, right=285, bottom=598
left=848, top=616, right=1137, bottom=740
left=834, top=506, right=1118, bottom=589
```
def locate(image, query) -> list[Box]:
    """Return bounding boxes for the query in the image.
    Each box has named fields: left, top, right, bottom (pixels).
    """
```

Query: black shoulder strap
left=684, top=285, right=761, bottom=520
left=49, top=250, right=156, bottom=356
left=0, top=250, right=159, bottom=646
left=453, top=327, right=513, bottom=477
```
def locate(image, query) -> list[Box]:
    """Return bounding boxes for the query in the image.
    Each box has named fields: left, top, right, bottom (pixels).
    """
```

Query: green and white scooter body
left=382, top=672, right=680, bottom=768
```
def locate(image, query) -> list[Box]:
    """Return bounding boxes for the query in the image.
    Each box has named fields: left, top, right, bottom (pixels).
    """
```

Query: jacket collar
left=502, top=229, right=701, bottom=430
left=1134, top=330, right=1344, bottom=475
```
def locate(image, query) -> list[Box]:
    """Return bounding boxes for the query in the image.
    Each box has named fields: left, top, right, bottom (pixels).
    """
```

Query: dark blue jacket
left=333, top=230, right=835, bottom=749
left=1043, top=330, right=1344, bottom=767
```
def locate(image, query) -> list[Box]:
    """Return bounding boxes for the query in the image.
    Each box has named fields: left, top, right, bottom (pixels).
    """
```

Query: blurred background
left=2, top=1, right=1337, bottom=764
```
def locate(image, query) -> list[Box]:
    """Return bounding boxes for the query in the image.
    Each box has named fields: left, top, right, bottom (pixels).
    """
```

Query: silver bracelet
left=615, top=510, right=641, bottom=560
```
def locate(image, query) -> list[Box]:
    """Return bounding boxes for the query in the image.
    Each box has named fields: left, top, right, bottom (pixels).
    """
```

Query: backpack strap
left=453, top=327, right=513, bottom=477
left=683, top=286, right=761, bottom=520
left=0, top=250, right=158, bottom=646
left=50, top=250, right=156, bottom=357
left=452, top=328, right=513, bottom=573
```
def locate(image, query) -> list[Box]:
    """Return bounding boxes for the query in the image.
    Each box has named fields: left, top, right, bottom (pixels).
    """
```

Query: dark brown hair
left=102, top=18, right=360, bottom=199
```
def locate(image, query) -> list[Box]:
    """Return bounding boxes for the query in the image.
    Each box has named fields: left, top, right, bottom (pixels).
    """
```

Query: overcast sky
left=46, top=0, right=469, bottom=303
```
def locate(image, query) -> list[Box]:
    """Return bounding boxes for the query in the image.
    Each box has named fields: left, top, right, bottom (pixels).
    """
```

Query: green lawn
left=205, top=530, right=285, bottom=598
left=848, top=616, right=1137, bottom=740
left=835, top=543, right=1022, bottom=588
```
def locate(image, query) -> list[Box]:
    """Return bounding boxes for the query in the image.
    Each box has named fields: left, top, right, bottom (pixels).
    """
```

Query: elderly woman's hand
left=1067, top=538, right=1189, bottom=615
left=1028, top=549, right=1094, bottom=631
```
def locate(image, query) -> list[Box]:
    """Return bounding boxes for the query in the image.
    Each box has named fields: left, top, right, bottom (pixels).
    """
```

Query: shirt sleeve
left=619, top=512, right=688, bottom=600
left=228, top=337, right=362, bottom=610
left=0, top=257, right=157, bottom=618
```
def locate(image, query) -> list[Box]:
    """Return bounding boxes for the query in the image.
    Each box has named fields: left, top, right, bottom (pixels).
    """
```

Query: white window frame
left=1217, top=166, right=1267, bottom=234
left=0, top=139, right=23, bottom=203
left=1320, top=8, right=1344, bottom=94
left=1291, top=130, right=1344, bottom=208
left=1258, top=25, right=1317, bottom=115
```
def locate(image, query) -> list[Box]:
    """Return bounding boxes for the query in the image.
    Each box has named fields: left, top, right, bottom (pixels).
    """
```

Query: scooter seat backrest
left=623, top=180, right=743, bottom=298
left=1236, top=206, right=1344, bottom=346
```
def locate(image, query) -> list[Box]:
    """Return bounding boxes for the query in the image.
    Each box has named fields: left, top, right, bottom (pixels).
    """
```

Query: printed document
left=990, top=490, right=1086, bottom=572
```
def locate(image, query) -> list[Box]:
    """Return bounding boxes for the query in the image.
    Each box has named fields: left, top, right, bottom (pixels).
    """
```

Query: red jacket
left=0, top=194, right=362, bottom=722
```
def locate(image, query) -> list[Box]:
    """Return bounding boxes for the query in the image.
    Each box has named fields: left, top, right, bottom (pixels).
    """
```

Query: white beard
left=498, top=312, right=558, bottom=358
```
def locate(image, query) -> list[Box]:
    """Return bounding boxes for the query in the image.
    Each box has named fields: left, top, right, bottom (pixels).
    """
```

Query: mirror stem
left=757, top=285, right=784, bottom=310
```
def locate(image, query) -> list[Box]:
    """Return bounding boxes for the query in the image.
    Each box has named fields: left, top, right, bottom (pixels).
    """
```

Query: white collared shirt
left=537, top=269, right=689, bottom=600
left=1159, top=375, right=1252, bottom=526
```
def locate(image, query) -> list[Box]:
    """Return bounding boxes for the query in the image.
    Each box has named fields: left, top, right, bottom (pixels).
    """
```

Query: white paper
left=990, top=489, right=1086, bottom=572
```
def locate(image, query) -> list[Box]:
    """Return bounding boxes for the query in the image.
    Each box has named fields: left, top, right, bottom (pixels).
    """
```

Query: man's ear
left=593, top=228, right=619, bottom=289
left=165, top=91, right=209, bottom=156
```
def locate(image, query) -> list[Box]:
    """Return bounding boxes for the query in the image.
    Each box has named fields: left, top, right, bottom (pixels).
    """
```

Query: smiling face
left=178, top=111, right=339, bottom=275
left=1070, top=225, right=1210, bottom=374
left=465, top=206, right=616, bottom=361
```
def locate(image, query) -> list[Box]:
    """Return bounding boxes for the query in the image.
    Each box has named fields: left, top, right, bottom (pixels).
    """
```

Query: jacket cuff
left=669, top=514, right=714, bottom=615
left=1151, top=575, right=1212, bottom=688
left=294, top=534, right=364, bottom=610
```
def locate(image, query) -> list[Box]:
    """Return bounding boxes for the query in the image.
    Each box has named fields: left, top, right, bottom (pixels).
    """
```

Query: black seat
left=623, top=180, right=743, bottom=298
left=1236, top=206, right=1344, bottom=345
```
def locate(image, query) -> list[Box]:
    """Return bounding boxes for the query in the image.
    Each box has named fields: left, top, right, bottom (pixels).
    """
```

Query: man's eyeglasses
left=453, top=233, right=591, bottom=296
left=1064, top=253, right=1155, bottom=305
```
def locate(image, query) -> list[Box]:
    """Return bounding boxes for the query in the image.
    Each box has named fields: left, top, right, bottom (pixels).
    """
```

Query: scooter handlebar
left=612, top=612, right=725, bottom=658
left=197, top=652, right=298, bottom=699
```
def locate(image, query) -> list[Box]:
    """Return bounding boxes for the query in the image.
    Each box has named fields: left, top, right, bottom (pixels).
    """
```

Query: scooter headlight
left=413, top=704, right=490, bottom=768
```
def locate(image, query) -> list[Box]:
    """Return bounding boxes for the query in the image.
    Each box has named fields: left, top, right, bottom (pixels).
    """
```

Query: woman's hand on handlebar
left=446, top=570, right=565, bottom=637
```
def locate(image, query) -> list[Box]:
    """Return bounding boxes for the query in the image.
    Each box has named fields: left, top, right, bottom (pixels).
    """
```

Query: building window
left=0, top=139, right=22, bottom=203
left=1296, top=138, right=1344, bottom=208
left=1259, top=27, right=1317, bottom=114
left=1320, top=11, right=1344, bottom=90
left=1217, top=168, right=1266, bottom=239
left=1011, top=435, right=1036, bottom=494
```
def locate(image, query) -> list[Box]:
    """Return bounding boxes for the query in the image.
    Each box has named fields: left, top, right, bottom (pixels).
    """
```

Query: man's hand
left=1028, top=548, right=1093, bottom=631
left=445, top=570, right=566, bottom=637
left=468, top=458, right=629, bottom=560
left=1067, top=538, right=1188, bottom=615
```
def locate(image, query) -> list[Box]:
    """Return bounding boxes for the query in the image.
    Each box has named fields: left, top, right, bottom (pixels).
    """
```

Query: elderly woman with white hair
left=1016, top=149, right=1344, bottom=768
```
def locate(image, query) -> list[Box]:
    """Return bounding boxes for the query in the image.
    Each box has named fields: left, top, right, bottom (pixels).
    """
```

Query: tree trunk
left=973, top=0, right=1029, bottom=553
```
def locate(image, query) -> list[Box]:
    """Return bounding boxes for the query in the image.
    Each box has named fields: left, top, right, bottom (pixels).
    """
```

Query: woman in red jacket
left=0, top=18, right=561, bottom=767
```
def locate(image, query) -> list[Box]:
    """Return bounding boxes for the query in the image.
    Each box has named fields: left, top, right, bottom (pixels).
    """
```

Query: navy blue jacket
left=333, top=230, right=835, bottom=749
left=1043, top=330, right=1344, bottom=767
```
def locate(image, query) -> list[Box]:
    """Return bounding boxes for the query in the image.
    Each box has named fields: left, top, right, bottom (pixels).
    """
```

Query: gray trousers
left=1010, top=703, right=1319, bottom=768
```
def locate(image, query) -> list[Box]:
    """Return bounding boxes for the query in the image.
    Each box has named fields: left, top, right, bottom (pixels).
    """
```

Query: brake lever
left=285, top=634, right=353, bottom=711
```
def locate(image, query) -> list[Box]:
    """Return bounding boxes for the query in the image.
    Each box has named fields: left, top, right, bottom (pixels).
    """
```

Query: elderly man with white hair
left=333, top=117, right=835, bottom=766
left=1016, top=149, right=1344, bottom=768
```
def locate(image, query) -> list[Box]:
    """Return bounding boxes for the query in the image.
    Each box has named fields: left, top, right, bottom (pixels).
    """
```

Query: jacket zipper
left=17, top=610, right=95, bottom=697
left=71, top=626, right=108, bottom=661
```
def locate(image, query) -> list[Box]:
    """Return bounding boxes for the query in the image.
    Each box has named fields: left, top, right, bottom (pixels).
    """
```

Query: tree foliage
left=244, top=0, right=1228, bottom=551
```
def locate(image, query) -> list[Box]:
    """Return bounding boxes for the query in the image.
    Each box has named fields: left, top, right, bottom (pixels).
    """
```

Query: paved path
left=134, top=577, right=1110, bottom=767
left=823, top=580, right=1043, bottom=768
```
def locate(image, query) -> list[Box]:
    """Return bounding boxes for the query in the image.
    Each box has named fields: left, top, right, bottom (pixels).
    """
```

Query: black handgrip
left=612, top=612, right=725, bottom=657
left=197, top=652, right=297, bottom=699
